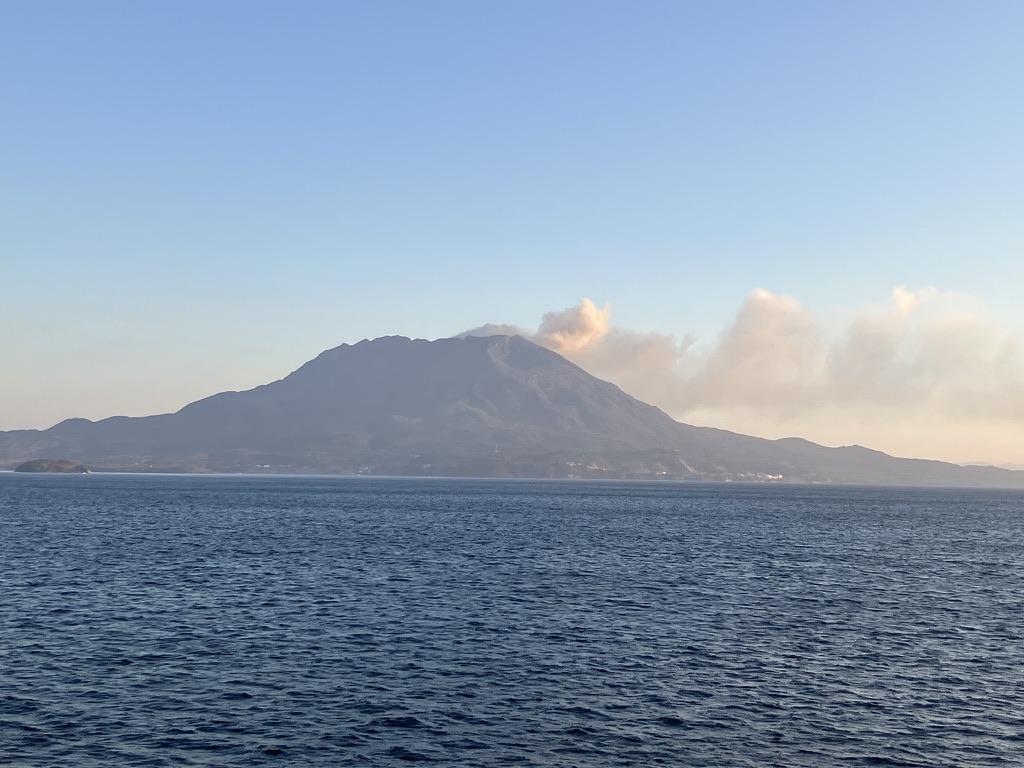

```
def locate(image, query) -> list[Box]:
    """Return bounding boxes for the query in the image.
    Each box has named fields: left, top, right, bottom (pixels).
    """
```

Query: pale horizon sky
left=3, top=1, right=1023, bottom=465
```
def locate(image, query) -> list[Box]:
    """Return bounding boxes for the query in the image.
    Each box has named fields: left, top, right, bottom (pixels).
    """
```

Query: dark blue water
left=2, top=474, right=1023, bottom=766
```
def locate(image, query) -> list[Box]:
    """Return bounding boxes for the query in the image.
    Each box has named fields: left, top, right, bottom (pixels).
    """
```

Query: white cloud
left=534, top=299, right=611, bottom=352
left=464, top=289, right=1024, bottom=465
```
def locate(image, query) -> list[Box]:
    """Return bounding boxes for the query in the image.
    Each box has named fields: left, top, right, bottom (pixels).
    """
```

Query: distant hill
left=1, top=334, right=1022, bottom=487
left=14, top=458, right=90, bottom=473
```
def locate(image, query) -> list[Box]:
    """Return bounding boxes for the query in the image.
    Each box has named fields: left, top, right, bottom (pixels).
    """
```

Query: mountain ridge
left=2, top=334, right=1021, bottom=487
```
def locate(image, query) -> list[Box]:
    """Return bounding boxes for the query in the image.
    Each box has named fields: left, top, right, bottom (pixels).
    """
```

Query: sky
left=2, top=1, right=1023, bottom=465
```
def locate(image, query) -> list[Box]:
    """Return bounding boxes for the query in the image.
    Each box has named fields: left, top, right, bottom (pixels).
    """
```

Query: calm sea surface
left=1, top=474, right=1023, bottom=766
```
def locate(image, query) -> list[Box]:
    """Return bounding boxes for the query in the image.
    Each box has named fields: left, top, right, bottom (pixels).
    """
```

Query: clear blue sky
left=3, top=1, right=1023, bottom=462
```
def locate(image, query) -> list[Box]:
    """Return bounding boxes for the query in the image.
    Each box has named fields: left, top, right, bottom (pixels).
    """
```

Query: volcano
left=2, top=334, right=1021, bottom=487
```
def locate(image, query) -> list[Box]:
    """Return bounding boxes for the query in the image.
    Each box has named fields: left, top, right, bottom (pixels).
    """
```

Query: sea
left=1, top=473, right=1022, bottom=767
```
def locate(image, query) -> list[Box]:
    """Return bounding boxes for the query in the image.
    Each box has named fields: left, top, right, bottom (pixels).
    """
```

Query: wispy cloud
left=462, top=289, right=1024, bottom=464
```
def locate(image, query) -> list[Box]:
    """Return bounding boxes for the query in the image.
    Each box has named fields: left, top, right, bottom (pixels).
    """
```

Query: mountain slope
left=1, top=334, right=1021, bottom=487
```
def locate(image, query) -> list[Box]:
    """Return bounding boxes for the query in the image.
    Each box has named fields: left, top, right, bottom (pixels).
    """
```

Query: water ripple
left=1, top=474, right=1023, bottom=765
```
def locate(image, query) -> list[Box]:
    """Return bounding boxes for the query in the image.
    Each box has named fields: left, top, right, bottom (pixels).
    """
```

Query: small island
left=15, top=459, right=91, bottom=474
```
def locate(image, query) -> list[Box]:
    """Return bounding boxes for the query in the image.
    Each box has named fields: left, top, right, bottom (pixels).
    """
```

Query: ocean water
left=1, top=474, right=1023, bottom=767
